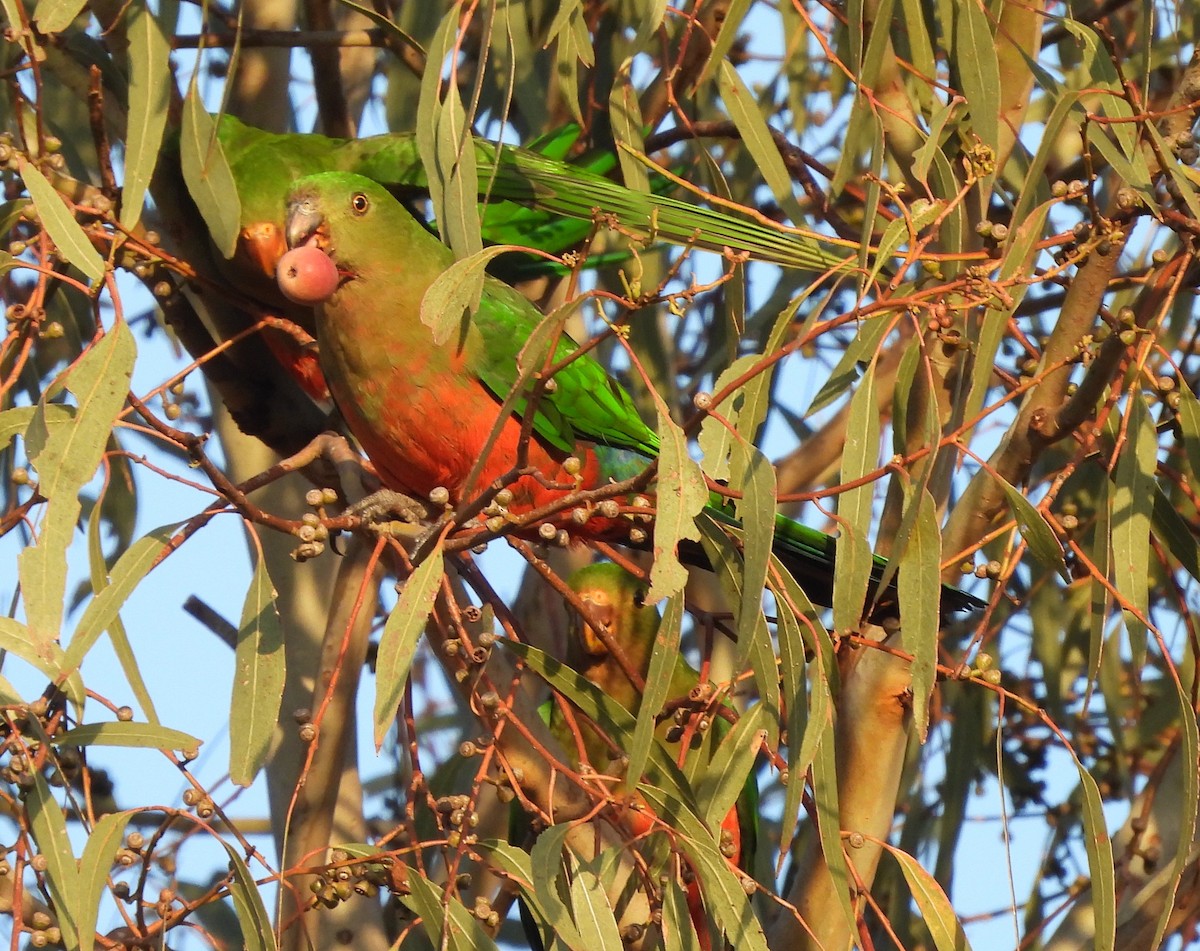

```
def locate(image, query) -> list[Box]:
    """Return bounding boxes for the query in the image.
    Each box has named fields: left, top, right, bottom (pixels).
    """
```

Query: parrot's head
left=567, top=562, right=652, bottom=666
left=279, top=172, right=393, bottom=304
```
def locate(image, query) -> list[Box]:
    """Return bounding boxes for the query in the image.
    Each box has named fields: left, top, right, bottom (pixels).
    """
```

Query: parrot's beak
left=285, top=195, right=327, bottom=251
left=576, top=587, right=615, bottom=659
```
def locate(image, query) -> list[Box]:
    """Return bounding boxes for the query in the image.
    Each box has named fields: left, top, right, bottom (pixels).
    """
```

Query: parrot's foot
left=347, top=489, right=433, bottom=538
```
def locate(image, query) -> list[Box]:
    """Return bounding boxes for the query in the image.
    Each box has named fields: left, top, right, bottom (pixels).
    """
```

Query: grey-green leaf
left=374, top=547, right=444, bottom=748
left=229, top=556, right=285, bottom=785
left=54, top=722, right=199, bottom=750
left=121, top=1, right=173, bottom=231
left=180, top=91, right=241, bottom=258
left=20, top=159, right=105, bottom=284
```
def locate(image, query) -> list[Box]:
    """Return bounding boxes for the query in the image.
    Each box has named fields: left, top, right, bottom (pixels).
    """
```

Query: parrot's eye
left=351, top=193, right=370, bottom=215
left=633, top=589, right=646, bottom=609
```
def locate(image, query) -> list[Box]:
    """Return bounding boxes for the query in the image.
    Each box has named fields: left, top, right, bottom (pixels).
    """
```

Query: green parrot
left=275, top=171, right=985, bottom=614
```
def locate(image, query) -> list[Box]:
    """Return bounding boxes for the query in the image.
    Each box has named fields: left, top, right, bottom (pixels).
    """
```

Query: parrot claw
left=346, top=488, right=433, bottom=532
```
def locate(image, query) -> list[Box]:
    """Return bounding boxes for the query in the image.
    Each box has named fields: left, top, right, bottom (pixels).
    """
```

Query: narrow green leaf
left=697, top=703, right=765, bottom=833
left=180, top=90, right=241, bottom=258
left=404, top=868, right=497, bottom=951
left=1174, top=377, right=1200, bottom=483
left=639, top=784, right=769, bottom=951
left=661, top=877, right=703, bottom=951
left=216, top=840, right=278, bottom=951
left=435, top=82, right=484, bottom=262
left=0, top=618, right=85, bottom=708
left=77, top=811, right=133, bottom=951
left=33, top=0, right=88, bottom=35
left=898, top=486, right=940, bottom=741
left=912, top=99, right=961, bottom=184
left=610, top=61, right=650, bottom=194
left=421, top=245, right=517, bottom=346
left=627, top=595, right=683, bottom=789
left=1112, top=395, right=1156, bottom=655
left=865, top=198, right=942, bottom=287
left=566, top=853, right=623, bottom=949
left=732, top=441, right=776, bottom=665
left=645, top=406, right=708, bottom=604
left=631, top=0, right=667, bottom=51
left=85, top=499, right=157, bottom=724
left=54, top=722, right=198, bottom=750
left=506, top=641, right=701, bottom=812
left=20, top=159, right=104, bottom=284
left=1070, top=752, right=1115, bottom=950
left=771, top=564, right=835, bottom=869
left=994, top=474, right=1068, bottom=579
left=885, top=844, right=973, bottom=951
left=27, top=770, right=80, bottom=951
left=0, top=405, right=73, bottom=452
left=694, top=515, right=780, bottom=745
left=120, top=1, right=173, bottom=231
left=698, top=0, right=752, bottom=81
left=374, top=547, right=444, bottom=749
left=229, top=556, right=285, bottom=785
left=546, top=0, right=592, bottom=125
left=697, top=355, right=763, bottom=483
left=953, top=0, right=1001, bottom=153
left=22, top=323, right=136, bottom=648
left=810, top=731, right=858, bottom=937
left=65, top=523, right=176, bottom=674
left=834, top=361, right=880, bottom=631
left=807, top=315, right=892, bottom=415
left=481, top=838, right=585, bottom=950
left=718, top=62, right=805, bottom=224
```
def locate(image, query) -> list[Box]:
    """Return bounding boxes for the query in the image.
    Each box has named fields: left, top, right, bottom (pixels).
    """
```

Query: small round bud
left=117, top=706, right=134, bottom=722
left=693, top=391, right=713, bottom=410
left=126, top=832, right=145, bottom=850
left=305, top=489, right=324, bottom=507
left=983, top=669, right=1002, bottom=685
left=459, top=741, right=478, bottom=757
left=485, top=516, right=506, bottom=533
left=12, top=467, right=29, bottom=486
left=543, top=377, right=558, bottom=393
left=321, top=487, right=339, bottom=505
left=299, top=723, right=317, bottom=743
left=563, top=456, right=583, bottom=476
left=538, top=523, right=558, bottom=541
left=598, top=500, right=620, bottom=518
left=991, top=223, right=1009, bottom=240
left=429, top=486, right=450, bottom=505
left=153, top=281, right=172, bottom=298
left=629, top=527, right=647, bottom=544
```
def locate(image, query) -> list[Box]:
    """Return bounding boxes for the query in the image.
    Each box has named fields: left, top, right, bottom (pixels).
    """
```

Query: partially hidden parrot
left=561, top=564, right=748, bottom=941
left=275, top=171, right=985, bottom=615
left=557, top=562, right=756, bottom=950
